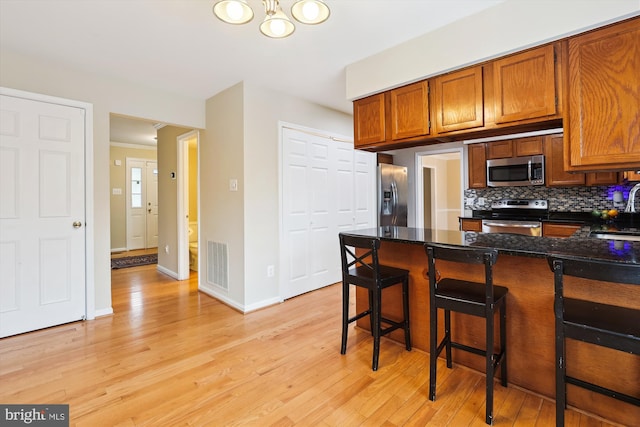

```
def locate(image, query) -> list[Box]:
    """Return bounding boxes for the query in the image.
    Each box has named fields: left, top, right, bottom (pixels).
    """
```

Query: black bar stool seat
left=425, top=242, right=508, bottom=425
left=549, top=255, right=640, bottom=427
left=339, top=233, right=411, bottom=371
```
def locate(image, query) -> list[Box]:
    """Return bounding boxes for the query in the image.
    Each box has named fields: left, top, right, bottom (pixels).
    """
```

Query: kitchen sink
left=590, top=231, right=640, bottom=242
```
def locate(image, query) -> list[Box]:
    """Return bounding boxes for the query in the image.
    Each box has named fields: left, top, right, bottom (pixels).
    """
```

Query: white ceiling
left=109, top=115, right=162, bottom=147
left=0, top=0, right=505, bottom=144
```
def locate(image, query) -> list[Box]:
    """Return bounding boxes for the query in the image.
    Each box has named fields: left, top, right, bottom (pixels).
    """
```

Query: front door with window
left=126, top=159, right=158, bottom=250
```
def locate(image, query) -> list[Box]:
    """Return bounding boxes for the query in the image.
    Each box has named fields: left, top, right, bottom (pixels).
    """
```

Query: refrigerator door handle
left=391, top=181, right=398, bottom=225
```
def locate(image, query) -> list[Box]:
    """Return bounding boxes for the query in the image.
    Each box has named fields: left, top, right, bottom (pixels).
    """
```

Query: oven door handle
left=483, top=221, right=540, bottom=228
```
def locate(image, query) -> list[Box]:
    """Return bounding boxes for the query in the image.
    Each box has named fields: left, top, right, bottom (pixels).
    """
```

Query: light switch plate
left=229, top=179, right=238, bottom=192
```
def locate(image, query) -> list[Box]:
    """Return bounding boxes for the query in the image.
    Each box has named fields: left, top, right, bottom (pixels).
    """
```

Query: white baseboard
left=244, top=296, right=282, bottom=313
left=156, top=264, right=178, bottom=279
left=94, top=307, right=114, bottom=317
left=198, top=284, right=282, bottom=313
left=111, top=247, right=127, bottom=253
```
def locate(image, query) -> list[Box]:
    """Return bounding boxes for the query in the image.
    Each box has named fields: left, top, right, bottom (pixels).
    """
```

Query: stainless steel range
left=481, top=199, right=549, bottom=237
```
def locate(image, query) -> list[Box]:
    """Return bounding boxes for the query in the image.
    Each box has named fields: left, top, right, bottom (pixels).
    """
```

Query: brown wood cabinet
left=493, top=44, right=558, bottom=124
left=433, top=66, right=484, bottom=133
left=542, top=222, right=582, bottom=238
left=376, top=153, right=393, bottom=165
left=514, top=136, right=544, bottom=156
left=486, top=140, right=513, bottom=159
left=545, top=134, right=619, bottom=186
left=625, top=170, right=640, bottom=181
left=585, top=172, right=620, bottom=186
left=485, top=136, right=545, bottom=160
left=389, top=81, right=430, bottom=140
left=545, top=134, right=585, bottom=186
left=468, top=143, right=487, bottom=188
left=460, top=218, right=482, bottom=232
left=566, top=17, right=640, bottom=171
left=353, top=93, right=386, bottom=148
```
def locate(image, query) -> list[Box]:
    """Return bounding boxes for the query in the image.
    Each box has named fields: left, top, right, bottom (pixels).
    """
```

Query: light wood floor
left=0, top=265, right=623, bottom=426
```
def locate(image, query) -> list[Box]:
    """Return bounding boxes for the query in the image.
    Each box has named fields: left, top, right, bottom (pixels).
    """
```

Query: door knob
left=72, top=221, right=82, bottom=228
left=148, top=208, right=152, bottom=213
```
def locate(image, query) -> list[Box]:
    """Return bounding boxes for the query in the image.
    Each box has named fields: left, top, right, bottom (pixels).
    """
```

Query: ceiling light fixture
left=213, top=0, right=330, bottom=39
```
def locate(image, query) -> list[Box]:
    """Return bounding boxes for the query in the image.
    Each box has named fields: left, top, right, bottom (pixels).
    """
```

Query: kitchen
left=344, top=15, right=640, bottom=427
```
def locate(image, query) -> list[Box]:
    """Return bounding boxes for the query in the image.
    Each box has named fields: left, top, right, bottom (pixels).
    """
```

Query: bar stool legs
left=339, top=233, right=412, bottom=371
left=426, top=243, right=508, bottom=425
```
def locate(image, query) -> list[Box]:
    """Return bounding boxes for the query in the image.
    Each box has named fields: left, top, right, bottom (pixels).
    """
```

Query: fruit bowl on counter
left=591, top=208, right=619, bottom=221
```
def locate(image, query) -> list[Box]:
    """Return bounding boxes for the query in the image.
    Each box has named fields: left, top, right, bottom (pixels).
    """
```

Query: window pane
left=131, top=194, right=142, bottom=208
left=131, top=180, right=141, bottom=194
left=131, top=167, right=142, bottom=181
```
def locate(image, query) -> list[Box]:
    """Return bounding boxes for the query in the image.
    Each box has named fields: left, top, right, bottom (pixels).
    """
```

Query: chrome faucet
left=625, top=183, right=640, bottom=213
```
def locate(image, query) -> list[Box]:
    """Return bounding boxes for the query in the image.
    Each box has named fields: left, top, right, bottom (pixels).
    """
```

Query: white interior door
left=353, top=149, right=377, bottom=229
left=281, top=126, right=375, bottom=300
left=145, top=161, right=158, bottom=248
left=0, top=93, right=86, bottom=338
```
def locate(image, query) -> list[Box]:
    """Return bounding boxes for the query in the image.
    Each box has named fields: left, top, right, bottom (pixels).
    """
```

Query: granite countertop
left=340, top=226, right=640, bottom=265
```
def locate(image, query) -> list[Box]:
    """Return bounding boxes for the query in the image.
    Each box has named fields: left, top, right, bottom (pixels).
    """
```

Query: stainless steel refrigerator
left=378, top=164, right=408, bottom=227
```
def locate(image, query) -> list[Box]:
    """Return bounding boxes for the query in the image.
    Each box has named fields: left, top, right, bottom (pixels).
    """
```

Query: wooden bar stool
left=425, top=243, right=508, bottom=425
left=549, top=255, right=640, bottom=427
left=339, top=233, right=411, bottom=371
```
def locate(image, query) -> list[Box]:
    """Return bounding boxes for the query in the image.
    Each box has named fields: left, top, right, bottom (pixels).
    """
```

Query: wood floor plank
left=0, top=265, right=627, bottom=426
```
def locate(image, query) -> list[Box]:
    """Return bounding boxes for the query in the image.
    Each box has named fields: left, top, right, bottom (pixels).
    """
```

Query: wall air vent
left=207, top=241, right=228, bottom=291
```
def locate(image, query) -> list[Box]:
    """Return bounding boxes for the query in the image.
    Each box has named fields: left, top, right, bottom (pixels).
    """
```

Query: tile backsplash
left=464, top=183, right=636, bottom=212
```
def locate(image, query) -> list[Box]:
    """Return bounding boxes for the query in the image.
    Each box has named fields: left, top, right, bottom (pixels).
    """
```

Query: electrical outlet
left=478, top=197, right=486, bottom=205
left=267, top=265, right=275, bottom=277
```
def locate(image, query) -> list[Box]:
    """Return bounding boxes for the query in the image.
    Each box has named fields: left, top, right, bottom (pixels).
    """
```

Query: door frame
left=0, top=86, right=95, bottom=320
left=145, top=160, right=159, bottom=249
left=414, top=145, right=465, bottom=230
left=176, top=130, right=199, bottom=280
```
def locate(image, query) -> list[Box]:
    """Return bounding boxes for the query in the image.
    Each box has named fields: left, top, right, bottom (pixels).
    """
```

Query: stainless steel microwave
left=486, top=155, right=545, bottom=187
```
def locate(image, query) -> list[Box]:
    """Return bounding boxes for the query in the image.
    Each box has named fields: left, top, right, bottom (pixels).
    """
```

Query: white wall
left=346, top=0, right=640, bottom=100
left=202, top=82, right=353, bottom=311
left=0, top=48, right=205, bottom=314
left=202, top=83, right=246, bottom=307
left=243, top=83, right=353, bottom=309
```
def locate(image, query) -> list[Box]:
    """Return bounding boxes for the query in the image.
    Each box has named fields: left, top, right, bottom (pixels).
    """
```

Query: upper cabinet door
left=566, top=17, right=640, bottom=170
left=433, top=66, right=484, bottom=133
left=493, top=44, right=557, bottom=124
left=468, top=142, right=487, bottom=189
left=353, top=93, right=386, bottom=148
left=544, top=134, right=586, bottom=187
left=389, top=81, right=430, bottom=140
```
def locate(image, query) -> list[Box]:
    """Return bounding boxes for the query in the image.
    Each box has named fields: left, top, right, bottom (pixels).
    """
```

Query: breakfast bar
left=342, top=226, right=640, bottom=426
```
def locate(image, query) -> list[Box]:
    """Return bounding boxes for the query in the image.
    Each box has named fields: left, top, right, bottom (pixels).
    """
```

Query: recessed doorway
left=415, top=148, right=464, bottom=231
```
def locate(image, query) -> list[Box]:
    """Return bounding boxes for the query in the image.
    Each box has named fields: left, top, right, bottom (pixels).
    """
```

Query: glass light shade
left=291, top=0, right=330, bottom=24
left=213, top=0, right=254, bottom=25
left=260, top=8, right=295, bottom=38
